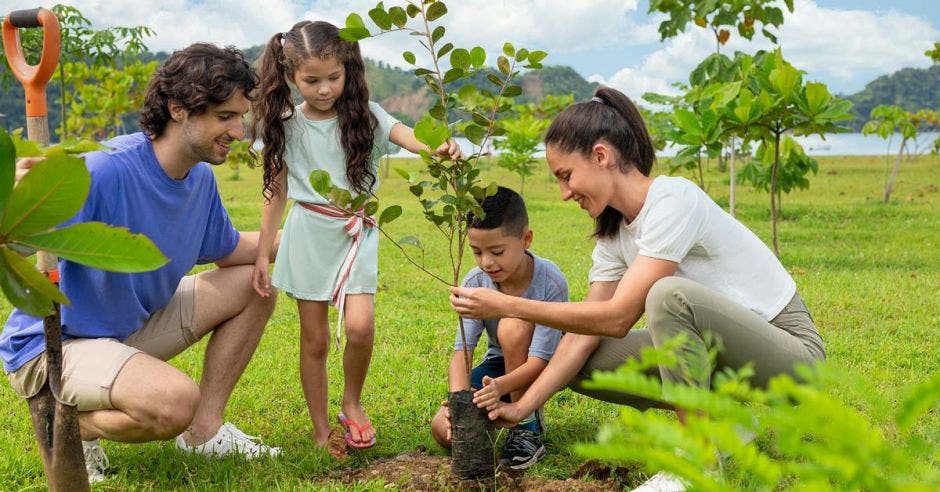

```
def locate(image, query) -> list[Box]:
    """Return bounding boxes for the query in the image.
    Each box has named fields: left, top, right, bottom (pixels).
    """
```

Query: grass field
left=1, top=153, right=938, bottom=490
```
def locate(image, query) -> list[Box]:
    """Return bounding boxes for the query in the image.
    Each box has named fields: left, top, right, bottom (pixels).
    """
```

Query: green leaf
left=1, top=154, right=90, bottom=239
left=470, top=47, right=486, bottom=68
left=769, top=64, right=799, bottom=96
left=364, top=200, right=379, bottom=217
left=527, top=50, right=547, bottom=65
left=309, top=169, right=332, bottom=196
left=673, top=109, right=702, bottom=136
left=431, top=26, right=445, bottom=44
left=350, top=193, right=369, bottom=211
left=450, top=48, right=470, bottom=71
left=406, top=4, right=421, bottom=18
left=403, top=51, right=416, bottom=65
left=0, top=246, right=68, bottom=304
left=394, top=167, right=412, bottom=182
left=398, top=235, right=423, bottom=250
left=503, top=42, right=515, bottom=57
left=0, top=130, right=15, bottom=218
left=413, top=114, right=451, bottom=150
left=409, top=184, right=424, bottom=197
left=378, top=205, right=403, bottom=226
left=803, top=82, right=830, bottom=116
left=389, top=6, right=407, bottom=27
left=503, top=85, right=523, bottom=98
left=497, top=56, right=511, bottom=75
left=11, top=131, right=42, bottom=157
left=515, top=48, right=529, bottom=62
left=14, top=222, right=167, bottom=273
left=487, top=73, right=503, bottom=87
left=368, top=7, right=392, bottom=30
left=340, top=13, right=371, bottom=40
left=436, top=42, right=454, bottom=59
left=426, top=2, right=447, bottom=21
left=442, top=67, right=464, bottom=84
left=0, top=247, right=54, bottom=316
left=464, top=124, right=485, bottom=146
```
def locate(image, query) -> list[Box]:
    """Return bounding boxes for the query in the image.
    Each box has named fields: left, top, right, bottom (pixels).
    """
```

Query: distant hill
left=841, top=65, right=940, bottom=130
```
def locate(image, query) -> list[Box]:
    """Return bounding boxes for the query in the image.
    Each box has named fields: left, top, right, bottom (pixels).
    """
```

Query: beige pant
left=570, top=276, right=826, bottom=409
left=6, top=276, right=199, bottom=411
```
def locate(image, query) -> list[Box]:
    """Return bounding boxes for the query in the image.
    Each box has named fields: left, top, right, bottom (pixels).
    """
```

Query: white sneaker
left=175, top=422, right=281, bottom=459
left=82, top=439, right=110, bottom=483
left=631, top=471, right=688, bottom=492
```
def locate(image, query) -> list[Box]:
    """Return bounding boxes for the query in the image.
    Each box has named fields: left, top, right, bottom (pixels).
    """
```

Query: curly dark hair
left=139, top=43, right=258, bottom=139
left=544, top=87, right=656, bottom=239
left=251, top=20, right=378, bottom=201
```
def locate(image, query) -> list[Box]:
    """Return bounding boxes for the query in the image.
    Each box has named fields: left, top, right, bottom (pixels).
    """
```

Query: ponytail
left=250, top=33, right=296, bottom=202
left=545, top=86, right=656, bottom=239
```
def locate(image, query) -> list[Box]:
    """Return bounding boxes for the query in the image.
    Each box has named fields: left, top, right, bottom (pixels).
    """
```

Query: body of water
left=391, top=132, right=938, bottom=158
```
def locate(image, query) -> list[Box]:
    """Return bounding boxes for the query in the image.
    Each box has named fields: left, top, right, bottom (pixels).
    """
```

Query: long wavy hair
left=544, top=86, right=656, bottom=239
left=139, top=43, right=258, bottom=139
left=251, top=20, right=377, bottom=201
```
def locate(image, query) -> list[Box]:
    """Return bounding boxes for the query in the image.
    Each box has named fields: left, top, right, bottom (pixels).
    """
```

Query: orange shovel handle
left=2, top=8, right=61, bottom=117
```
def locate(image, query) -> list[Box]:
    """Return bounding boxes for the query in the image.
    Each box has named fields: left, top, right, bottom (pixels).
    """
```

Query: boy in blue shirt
left=431, top=186, right=568, bottom=470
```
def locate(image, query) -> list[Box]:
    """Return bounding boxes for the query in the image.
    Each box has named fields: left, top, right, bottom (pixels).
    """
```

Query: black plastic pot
left=448, top=390, right=496, bottom=479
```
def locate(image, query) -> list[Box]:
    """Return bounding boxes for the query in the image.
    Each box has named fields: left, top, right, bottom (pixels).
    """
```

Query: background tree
left=0, top=4, right=153, bottom=141
left=862, top=105, right=919, bottom=204
left=648, top=0, right=794, bottom=48
left=493, top=94, right=572, bottom=196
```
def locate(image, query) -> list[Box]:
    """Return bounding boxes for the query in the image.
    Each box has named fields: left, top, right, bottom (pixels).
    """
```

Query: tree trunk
left=448, top=390, right=496, bottom=479
left=729, top=136, right=736, bottom=217
left=884, top=138, right=907, bottom=204
left=696, top=153, right=705, bottom=189
left=28, top=307, right=89, bottom=492
left=770, top=133, right=781, bottom=256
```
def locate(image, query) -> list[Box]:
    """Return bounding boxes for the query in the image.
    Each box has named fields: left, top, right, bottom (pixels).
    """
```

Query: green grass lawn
left=1, top=154, right=938, bottom=490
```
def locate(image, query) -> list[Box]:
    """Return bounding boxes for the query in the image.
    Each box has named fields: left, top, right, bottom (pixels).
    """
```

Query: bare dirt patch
left=333, top=449, right=630, bottom=491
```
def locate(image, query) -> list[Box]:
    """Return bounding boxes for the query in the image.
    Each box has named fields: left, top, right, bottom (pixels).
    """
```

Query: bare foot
left=340, top=401, right=376, bottom=445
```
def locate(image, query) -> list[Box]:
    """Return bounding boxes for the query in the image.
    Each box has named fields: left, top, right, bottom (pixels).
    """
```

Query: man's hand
left=15, top=157, right=43, bottom=184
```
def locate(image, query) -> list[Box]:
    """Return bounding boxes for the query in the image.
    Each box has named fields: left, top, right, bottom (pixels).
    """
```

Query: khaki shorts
left=6, top=275, right=200, bottom=411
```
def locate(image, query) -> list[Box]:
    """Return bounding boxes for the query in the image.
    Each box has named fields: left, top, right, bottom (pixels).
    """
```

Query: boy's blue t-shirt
left=0, top=132, right=239, bottom=372
left=454, top=251, right=568, bottom=361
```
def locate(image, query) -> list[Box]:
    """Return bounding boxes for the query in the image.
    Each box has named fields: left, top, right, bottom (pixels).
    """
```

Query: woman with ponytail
left=450, top=87, right=825, bottom=490
left=251, top=20, right=460, bottom=450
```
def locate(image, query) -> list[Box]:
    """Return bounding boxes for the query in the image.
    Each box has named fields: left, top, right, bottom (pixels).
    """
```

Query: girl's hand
left=473, top=376, right=503, bottom=411
left=450, top=286, right=508, bottom=319
left=15, top=157, right=43, bottom=184
left=252, top=257, right=273, bottom=297
left=434, top=138, right=463, bottom=160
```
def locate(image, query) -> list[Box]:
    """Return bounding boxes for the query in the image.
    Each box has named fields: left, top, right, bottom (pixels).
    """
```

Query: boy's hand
left=450, top=286, right=508, bottom=319
left=440, top=400, right=452, bottom=442
left=472, top=376, right=503, bottom=410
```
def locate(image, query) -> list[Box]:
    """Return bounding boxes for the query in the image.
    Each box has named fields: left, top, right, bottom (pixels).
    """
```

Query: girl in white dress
left=251, top=20, right=460, bottom=450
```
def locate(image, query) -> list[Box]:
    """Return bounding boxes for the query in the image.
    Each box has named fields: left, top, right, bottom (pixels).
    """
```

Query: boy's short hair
left=468, top=186, right=529, bottom=236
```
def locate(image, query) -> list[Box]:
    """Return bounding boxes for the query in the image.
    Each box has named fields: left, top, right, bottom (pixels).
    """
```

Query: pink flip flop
left=338, top=413, right=376, bottom=449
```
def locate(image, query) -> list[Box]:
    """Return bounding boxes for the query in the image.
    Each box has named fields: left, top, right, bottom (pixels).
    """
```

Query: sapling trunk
left=729, top=136, right=737, bottom=217
left=770, top=131, right=781, bottom=256
left=884, top=138, right=907, bottom=204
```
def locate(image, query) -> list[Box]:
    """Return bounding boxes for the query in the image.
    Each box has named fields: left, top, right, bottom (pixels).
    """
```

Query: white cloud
left=590, top=0, right=939, bottom=100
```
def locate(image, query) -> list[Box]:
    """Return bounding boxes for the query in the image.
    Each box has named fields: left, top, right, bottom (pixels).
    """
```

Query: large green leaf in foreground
left=14, top=222, right=167, bottom=272
left=0, top=153, right=90, bottom=238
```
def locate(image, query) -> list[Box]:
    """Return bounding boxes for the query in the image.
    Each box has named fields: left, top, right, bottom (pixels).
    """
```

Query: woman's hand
left=450, top=286, right=509, bottom=319
left=473, top=376, right=503, bottom=410
left=434, top=138, right=463, bottom=160
left=486, top=401, right=529, bottom=428
left=252, top=256, right=273, bottom=297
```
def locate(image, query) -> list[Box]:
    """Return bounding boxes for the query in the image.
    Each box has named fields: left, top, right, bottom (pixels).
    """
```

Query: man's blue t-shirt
left=0, top=132, right=239, bottom=372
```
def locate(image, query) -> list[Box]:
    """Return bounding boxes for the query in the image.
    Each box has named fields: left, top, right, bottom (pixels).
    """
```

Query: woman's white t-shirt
left=588, top=176, right=795, bottom=320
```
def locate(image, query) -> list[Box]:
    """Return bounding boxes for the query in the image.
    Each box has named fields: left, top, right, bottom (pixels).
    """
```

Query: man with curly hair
left=1, top=43, right=281, bottom=484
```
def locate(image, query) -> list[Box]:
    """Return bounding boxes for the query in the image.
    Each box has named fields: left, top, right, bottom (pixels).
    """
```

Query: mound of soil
left=334, top=450, right=627, bottom=491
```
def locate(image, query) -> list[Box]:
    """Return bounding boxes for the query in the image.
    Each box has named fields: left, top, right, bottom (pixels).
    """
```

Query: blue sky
left=7, top=0, right=938, bottom=99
